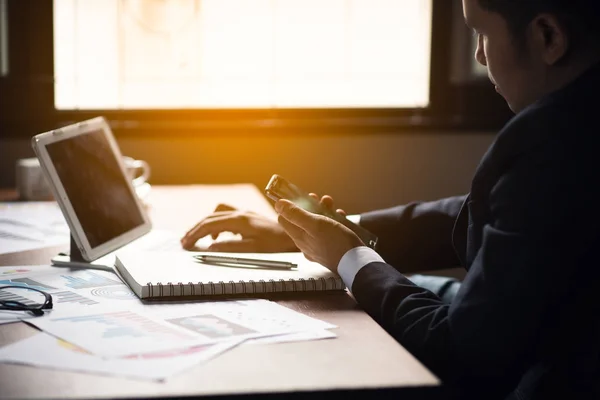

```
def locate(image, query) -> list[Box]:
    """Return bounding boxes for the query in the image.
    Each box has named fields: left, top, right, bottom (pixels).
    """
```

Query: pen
left=193, top=255, right=297, bottom=270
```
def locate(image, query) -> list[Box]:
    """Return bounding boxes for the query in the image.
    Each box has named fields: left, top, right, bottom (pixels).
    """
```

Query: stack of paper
left=0, top=265, right=337, bottom=381
left=0, top=203, right=70, bottom=255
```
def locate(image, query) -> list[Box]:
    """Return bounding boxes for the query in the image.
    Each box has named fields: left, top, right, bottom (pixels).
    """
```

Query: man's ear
left=530, top=13, right=570, bottom=65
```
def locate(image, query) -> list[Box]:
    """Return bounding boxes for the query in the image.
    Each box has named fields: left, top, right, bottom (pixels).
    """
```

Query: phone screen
left=265, top=175, right=323, bottom=214
left=265, top=174, right=378, bottom=249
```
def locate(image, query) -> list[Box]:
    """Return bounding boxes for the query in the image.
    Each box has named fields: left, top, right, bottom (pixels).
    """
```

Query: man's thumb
left=275, top=199, right=311, bottom=226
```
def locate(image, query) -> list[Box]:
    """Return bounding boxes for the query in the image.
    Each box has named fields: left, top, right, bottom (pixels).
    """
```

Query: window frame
left=0, top=0, right=512, bottom=139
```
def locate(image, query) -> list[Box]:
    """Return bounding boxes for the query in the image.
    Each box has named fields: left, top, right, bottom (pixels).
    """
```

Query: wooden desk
left=0, top=185, right=439, bottom=399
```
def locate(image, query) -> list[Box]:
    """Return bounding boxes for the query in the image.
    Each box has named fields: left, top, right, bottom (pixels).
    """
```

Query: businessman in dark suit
left=182, top=0, right=600, bottom=398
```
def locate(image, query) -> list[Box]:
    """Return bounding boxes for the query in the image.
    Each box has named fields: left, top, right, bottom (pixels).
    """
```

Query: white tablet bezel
left=31, top=116, right=152, bottom=261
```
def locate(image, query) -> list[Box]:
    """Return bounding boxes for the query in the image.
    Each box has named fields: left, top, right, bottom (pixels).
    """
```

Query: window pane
left=0, top=0, right=7, bottom=77
left=53, top=0, right=432, bottom=110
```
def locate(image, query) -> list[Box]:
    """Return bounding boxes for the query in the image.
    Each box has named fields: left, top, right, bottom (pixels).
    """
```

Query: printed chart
left=0, top=287, right=39, bottom=306
left=214, top=299, right=336, bottom=334
left=0, top=332, right=242, bottom=381
left=167, top=314, right=256, bottom=339
left=29, top=309, right=206, bottom=357
left=0, top=268, right=34, bottom=277
left=60, top=271, right=121, bottom=289
left=0, top=202, right=69, bottom=254
left=53, top=311, right=192, bottom=340
left=0, top=277, right=57, bottom=291
left=90, top=285, right=137, bottom=300
left=53, top=291, right=98, bottom=306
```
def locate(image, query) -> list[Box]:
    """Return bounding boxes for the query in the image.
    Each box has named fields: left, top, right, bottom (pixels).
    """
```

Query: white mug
left=122, top=156, right=151, bottom=188
left=15, top=158, right=53, bottom=201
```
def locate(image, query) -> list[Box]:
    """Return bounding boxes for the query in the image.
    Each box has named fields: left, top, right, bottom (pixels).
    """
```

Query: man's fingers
left=181, top=215, right=252, bottom=249
left=274, top=199, right=317, bottom=231
left=207, top=239, right=257, bottom=253
left=336, top=208, right=347, bottom=217
left=320, top=195, right=334, bottom=210
left=308, top=193, right=319, bottom=201
left=183, top=211, right=237, bottom=237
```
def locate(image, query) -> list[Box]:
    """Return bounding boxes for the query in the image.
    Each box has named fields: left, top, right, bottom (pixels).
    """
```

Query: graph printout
left=0, top=332, right=242, bottom=381
left=0, top=266, right=338, bottom=349
left=0, top=202, right=69, bottom=255
left=0, top=286, right=45, bottom=307
left=53, top=291, right=99, bottom=306
left=0, top=266, right=57, bottom=277
left=28, top=309, right=217, bottom=357
left=59, top=271, right=122, bottom=289
left=0, top=266, right=63, bottom=325
left=0, top=277, right=57, bottom=291
left=1, top=268, right=141, bottom=310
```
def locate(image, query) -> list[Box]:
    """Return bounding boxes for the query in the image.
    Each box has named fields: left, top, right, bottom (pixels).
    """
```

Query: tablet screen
left=46, top=129, right=145, bottom=248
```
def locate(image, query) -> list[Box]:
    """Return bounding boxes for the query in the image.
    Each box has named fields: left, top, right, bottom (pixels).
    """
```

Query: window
left=0, top=0, right=8, bottom=77
left=54, top=0, right=433, bottom=110
left=0, top=0, right=512, bottom=138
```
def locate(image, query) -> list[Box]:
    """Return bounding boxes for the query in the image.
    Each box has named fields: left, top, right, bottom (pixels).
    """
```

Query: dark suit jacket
left=356, top=64, right=600, bottom=400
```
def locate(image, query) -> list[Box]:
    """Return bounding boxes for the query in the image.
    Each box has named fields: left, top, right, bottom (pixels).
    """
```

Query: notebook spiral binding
left=146, top=276, right=342, bottom=297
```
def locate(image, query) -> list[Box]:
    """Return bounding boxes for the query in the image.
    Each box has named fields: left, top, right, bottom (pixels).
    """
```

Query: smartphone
left=265, top=174, right=378, bottom=249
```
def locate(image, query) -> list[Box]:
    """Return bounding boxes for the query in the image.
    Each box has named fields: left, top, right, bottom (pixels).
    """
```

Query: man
left=181, top=1, right=600, bottom=398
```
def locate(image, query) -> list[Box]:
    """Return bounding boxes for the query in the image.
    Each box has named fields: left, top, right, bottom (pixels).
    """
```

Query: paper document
left=247, top=330, right=336, bottom=345
left=0, top=267, right=143, bottom=326
left=26, top=299, right=317, bottom=357
left=0, top=266, right=69, bottom=325
left=26, top=307, right=240, bottom=357
left=139, top=299, right=337, bottom=345
left=0, top=266, right=59, bottom=278
left=140, top=298, right=336, bottom=333
left=0, top=332, right=242, bottom=381
left=0, top=202, right=69, bottom=254
left=2, top=266, right=339, bottom=360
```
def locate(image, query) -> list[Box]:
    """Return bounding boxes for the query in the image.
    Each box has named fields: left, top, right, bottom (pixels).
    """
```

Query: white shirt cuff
left=337, top=246, right=385, bottom=292
left=347, top=214, right=361, bottom=225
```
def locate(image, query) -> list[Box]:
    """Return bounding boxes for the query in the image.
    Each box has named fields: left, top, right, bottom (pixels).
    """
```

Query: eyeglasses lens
left=0, top=286, right=48, bottom=309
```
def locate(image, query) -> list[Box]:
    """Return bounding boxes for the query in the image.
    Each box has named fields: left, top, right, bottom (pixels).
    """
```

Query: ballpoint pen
left=193, top=255, right=297, bottom=270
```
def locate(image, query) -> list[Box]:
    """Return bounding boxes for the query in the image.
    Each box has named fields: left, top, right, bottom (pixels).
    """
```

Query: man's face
left=463, top=0, right=544, bottom=113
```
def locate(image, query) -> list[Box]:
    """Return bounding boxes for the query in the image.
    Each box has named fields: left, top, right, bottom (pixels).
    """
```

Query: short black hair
left=478, top=0, right=600, bottom=47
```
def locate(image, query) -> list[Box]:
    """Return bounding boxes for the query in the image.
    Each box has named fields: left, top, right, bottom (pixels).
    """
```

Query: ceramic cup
left=122, top=156, right=151, bottom=188
left=15, top=158, right=53, bottom=201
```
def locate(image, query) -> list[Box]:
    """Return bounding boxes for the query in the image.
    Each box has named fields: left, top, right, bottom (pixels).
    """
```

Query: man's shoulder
left=478, top=75, right=600, bottom=182
left=500, top=64, right=600, bottom=149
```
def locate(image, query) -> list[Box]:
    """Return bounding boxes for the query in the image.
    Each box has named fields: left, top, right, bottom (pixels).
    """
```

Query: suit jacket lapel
left=452, top=194, right=470, bottom=268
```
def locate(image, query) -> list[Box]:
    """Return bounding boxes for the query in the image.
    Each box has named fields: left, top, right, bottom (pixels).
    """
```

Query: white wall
left=0, top=132, right=494, bottom=213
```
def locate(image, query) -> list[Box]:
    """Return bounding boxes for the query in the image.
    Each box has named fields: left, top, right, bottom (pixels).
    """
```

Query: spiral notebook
left=114, top=251, right=345, bottom=299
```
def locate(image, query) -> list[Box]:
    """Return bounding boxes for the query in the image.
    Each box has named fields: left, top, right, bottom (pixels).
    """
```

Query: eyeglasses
left=0, top=285, right=53, bottom=316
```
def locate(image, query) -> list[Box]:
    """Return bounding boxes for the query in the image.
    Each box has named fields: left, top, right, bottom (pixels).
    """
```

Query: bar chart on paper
left=29, top=309, right=206, bottom=357
left=53, top=291, right=99, bottom=306
left=56, top=311, right=192, bottom=339
left=60, top=271, right=121, bottom=289
left=0, top=288, right=39, bottom=306
left=0, top=277, right=57, bottom=291
left=0, top=268, right=36, bottom=277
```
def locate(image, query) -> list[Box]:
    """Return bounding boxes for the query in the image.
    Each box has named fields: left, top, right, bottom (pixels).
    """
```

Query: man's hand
left=181, top=204, right=297, bottom=252
left=275, top=199, right=364, bottom=272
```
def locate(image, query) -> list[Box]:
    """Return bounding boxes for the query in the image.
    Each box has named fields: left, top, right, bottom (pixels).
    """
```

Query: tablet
left=31, top=117, right=152, bottom=262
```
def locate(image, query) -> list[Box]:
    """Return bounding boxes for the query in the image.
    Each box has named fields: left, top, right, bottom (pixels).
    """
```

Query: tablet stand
left=51, top=235, right=114, bottom=270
